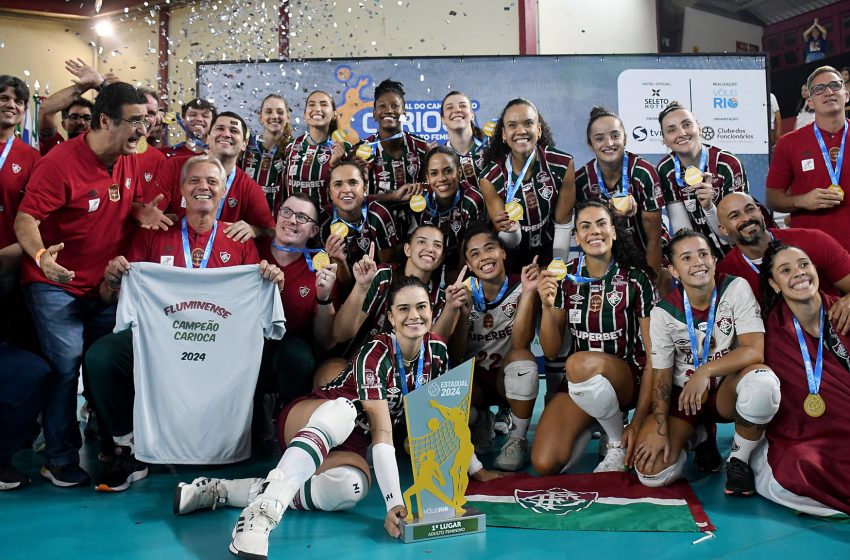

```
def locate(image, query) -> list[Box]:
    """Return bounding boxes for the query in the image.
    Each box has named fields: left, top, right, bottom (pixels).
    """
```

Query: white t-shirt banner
left=116, top=262, right=286, bottom=464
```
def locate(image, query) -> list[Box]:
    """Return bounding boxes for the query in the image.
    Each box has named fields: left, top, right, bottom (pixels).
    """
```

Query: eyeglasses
left=121, top=118, right=150, bottom=130
left=279, top=206, right=317, bottom=224
left=810, top=80, right=845, bottom=96
left=67, top=114, right=93, bottom=122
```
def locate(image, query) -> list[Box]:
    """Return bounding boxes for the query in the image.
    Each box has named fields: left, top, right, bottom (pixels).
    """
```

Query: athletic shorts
left=668, top=384, right=730, bottom=426
left=277, top=394, right=372, bottom=458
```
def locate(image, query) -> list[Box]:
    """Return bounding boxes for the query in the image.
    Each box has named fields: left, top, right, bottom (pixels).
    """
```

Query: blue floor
left=3, top=409, right=849, bottom=560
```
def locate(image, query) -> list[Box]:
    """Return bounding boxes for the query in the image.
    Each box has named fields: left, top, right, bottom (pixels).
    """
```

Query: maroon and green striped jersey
left=553, top=258, right=656, bottom=366
left=239, top=137, right=287, bottom=213
left=318, top=201, right=399, bottom=268
left=575, top=151, right=665, bottom=254
left=280, top=133, right=353, bottom=208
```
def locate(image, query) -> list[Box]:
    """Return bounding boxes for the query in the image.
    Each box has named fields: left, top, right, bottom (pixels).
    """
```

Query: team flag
left=466, top=472, right=714, bottom=532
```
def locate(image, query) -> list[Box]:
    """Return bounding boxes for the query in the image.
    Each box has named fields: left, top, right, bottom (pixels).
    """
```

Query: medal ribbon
left=332, top=204, right=368, bottom=234
left=175, top=115, right=209, bottom=150
left=505, top=151, right=536, bottom=204
left=214, top=168, right=237, bottom=220
left=672, top=148, right=708, bottom=188
left=812, top=120, right=847, bottom=188
left=565, top=254, right=614, bottom=284
left=394, top=337, right=426, bottom=397
left=683, top=287, right=717, bottom=369
left=0, top=136, right=15, bottom=173
left=181, top=217, right=218, bottom=269
left=424, top=190, right=461, bottom=218
left=271, top=243, right=323, bottom=272
left=593, top=154, right=630, bottom=199
left=361, top=131, right=405, bottom=158
left=470, top=276, right=509, bottom=312
left=792, top=305, right=825, bottom=396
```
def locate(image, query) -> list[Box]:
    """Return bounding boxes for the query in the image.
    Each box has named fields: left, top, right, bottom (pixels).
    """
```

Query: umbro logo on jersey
left=220, top=252, right=231, bottom=263
left=11, top=163, right=20, bottom=173
left=569, top=294, right=585, bottom=303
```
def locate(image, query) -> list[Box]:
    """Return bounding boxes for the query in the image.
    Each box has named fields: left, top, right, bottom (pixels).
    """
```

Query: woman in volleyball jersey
left=409, top=146, right=486, bottom=281
left=280, top=90, right=351, bottom=208
left=655, top=101, right=761, bottom=258
left=239, top=94, right=292, bottom=212
left=753, top=242, right=850, bottom=517
left=441, top=90, right=487, bottom=190
left=174, top=277, right=494, bottom=555
left=575, top=106, right=665, bottom=275
left=533, top=201, right=656, bottom=475
left=632, top=230, right=781, bottom=497
left=478, top=98, right=575, bottom=268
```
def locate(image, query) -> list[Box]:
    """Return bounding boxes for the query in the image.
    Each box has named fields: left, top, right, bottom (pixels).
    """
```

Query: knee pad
left=309, top=398, right=357, bottom=447
left=735, top=368, right=781, bottom=425
left=636, top=450, right=686, bottom=488
left=503, top=360, right=539, bottom=401
left=568, top=374, right=619, bottom=420
left=292, top=466, right=369, bottom=512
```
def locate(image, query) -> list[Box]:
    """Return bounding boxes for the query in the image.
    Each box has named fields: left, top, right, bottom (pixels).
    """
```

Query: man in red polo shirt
left=157, top=111, right=275, bottom=241
left=716, top=193, right=850, bottom=334
left=135, top=86, right=166, bottom=200
left=766, top=66, right=850, bottom=251
left=14, top=82, right=171, bottom=488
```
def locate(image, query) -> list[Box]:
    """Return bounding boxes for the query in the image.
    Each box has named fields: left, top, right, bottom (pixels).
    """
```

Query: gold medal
left=505, top=199, right=524, bottom=221
left=330, top=221, right=349, bottom=238
left=547, top=258, right=568, bottom=281
left=311, top=251, right=330, bottom=271
left=803, top=393, right=826, bottom=417
left=611, top=194, right=635, bottom=214
left=409, top=194, right=426, bottom=212
left=331, top=129, right=347, bottom=144
left=482, top=121, right=497, bottom=137
left=828, top=184, right=844, bottom=200
left=355, top=143, right=373, bottom=160
left=162, top=112, right=177, bottom=125
left=463, top=277, right=474, bottom=291
left=108, top=184, right=121, bottom=202
left=136, top=135, right=148, bottom=154
left=684, top=166, right=703, bottom=186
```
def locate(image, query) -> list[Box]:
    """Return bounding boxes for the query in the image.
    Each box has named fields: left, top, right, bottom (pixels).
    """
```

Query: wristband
left=316, top=295, right=333, bottom=305
left=34, top=248, right=47, bottom=268
left=372, top=442, right=403, bottom=511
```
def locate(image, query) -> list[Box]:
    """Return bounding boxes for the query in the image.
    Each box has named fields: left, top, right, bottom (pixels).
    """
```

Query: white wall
left=681, top=7, right=762, bottom=53
left=538, top=0, right=658, bottom=54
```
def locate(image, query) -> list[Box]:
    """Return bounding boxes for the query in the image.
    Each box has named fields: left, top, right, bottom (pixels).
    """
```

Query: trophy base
left=398, top=507, right=486, bottom=543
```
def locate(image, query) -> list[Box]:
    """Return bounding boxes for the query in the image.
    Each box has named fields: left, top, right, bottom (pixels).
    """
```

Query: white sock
left=728, top=432, right=763, bottom=463
left=509, top=413, right=530, bottom=440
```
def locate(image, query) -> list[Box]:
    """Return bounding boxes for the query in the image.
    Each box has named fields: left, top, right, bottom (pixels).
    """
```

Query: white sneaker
left=470, top=409, right=495, bottom=454
left=493, top=436, right=528, bottom=471
left=173, top=477, right=224, bottom=515
left=229, top=497, right=284, bottom=560
left=594, top=442, right=628, bottom=473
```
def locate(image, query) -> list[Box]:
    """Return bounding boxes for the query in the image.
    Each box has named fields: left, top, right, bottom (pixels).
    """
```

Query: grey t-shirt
left=116, top=262, right=285, bottom=464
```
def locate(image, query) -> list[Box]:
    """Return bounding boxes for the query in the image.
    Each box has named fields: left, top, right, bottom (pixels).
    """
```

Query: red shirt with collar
left=0, top=137, right=40, bottom=248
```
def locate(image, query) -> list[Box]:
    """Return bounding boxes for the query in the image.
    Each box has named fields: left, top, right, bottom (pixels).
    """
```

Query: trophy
left=398, top=359, right=486, bottom=543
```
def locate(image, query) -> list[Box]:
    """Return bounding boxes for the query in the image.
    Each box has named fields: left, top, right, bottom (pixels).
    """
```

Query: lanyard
left=792, top=306, right=825, bottom=396
left=0, top=136, right=14, bottom=173
left=683, top=287, right=717, bottom=369
left=271, top=243, right=323, bottom=272
left=258, top=139, right=279, bottom=158
left=672, top=148, right=708, bottom=188
left=470, top=276, right=509, bottom=312
left=305, top=133, right=332, bottom=148
left=593, top=154, right=630, bottom=199
left=425, top=190, right=461, bottom=218
left=332, top=204, right=368, bottom=234
left=740, top=232, right=773, bottom=274
left=566, top=254, right=613, bottom=284
left=505, top=152, right=536, bottom=203
left=362, top=131, right=405, bottom=158
left=447, top=136, right=484, bottom=154
left=181, top=218, right=218, bottom=269
left=215, top=168, right=237, bottom=220
left=813, top=121, right=848, bottom=187
left=394, top=337, right=426, bottom=396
